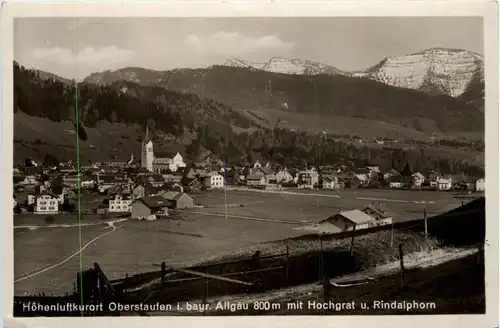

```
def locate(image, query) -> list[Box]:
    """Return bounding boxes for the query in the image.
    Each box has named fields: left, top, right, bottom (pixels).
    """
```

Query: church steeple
left=144, top=123, right=150, bottom=143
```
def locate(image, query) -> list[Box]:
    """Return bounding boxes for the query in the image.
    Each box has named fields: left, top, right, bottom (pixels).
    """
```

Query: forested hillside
left=84, top=65, right=484, bottom=133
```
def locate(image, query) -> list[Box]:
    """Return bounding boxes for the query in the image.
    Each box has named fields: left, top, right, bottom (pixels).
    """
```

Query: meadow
left=13, top=188, right=469, bottom=295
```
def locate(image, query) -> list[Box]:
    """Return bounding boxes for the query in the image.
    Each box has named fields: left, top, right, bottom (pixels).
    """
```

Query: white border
left=2, top=2, right=498, bottom=328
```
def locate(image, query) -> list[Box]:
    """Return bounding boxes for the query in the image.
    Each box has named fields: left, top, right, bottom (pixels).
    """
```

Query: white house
left=389, top=181, right=402, bottom=189
left=35, top=192, right=59, bottom=214
left=204, top=171, right=225, bottom=189
left=276, top=169, right=294, bottom=184
left=109, top=193, right=132, bottom=212
left=246, top=175, right=266, bottom=186
left=322, top=176, right=339, bottom=189
left=476, top=178, right=485, bottom=192
left=437, top=178, right=452, bottom=191
left=412, top=172, right=426, bottom=187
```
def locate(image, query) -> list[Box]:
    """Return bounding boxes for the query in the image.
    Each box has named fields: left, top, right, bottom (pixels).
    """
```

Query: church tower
left=141, top=123, right=154, bottom=172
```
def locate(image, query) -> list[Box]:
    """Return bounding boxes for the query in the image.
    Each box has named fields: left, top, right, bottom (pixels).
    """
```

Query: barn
left=318, top=209, right=377, bottom=234
left=162, top=191, right=194, bottom=209
left=131, top=196, right=170, bottom=220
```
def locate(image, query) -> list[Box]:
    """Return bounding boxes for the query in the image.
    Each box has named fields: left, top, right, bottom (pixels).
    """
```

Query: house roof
left=205, top=171, right=220, bottom=177
left=354, top=174, right=368, bottom=181
left=337, top=209, right=376, bottom=225
left=413, top=172, right=425, bottom=180
left=186, top=178, right=200, bottom=185
left=137, top=196, right=171, bottom=209
left=162, top=191, right=184, bottom=201
left=153, top=158, right=173, bottom=164
left=247, top=175, right=264, bottom=181
left=437, top=178, right=451, bottom=184
left=362, top=205, right=390, bottom=219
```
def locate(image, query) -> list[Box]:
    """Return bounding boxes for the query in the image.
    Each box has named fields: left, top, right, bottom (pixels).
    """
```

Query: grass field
left=13, top=188, right=471, bottom=296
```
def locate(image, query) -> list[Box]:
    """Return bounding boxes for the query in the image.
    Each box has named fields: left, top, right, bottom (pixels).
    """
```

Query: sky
left=14, top=17, right=483, bottom=80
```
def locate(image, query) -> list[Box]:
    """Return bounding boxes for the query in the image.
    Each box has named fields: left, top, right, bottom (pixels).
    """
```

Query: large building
left=140, top=125, right=187, bottom=173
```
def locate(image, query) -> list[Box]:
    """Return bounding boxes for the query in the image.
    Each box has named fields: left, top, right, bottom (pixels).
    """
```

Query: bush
left=44, top=215, right=55, bottom=224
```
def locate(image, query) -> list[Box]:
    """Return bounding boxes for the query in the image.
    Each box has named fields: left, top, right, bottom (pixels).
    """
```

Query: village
left=13, top=125, right=485, bottom=227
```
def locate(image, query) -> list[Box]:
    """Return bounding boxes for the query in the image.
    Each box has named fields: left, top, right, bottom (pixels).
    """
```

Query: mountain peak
left=360, top=47, right=484, bottom=97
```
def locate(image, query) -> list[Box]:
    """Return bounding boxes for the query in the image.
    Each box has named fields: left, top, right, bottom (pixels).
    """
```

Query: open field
left=13, top=188, right=473, bottom=295
left=193, top=188, right=468, bottom=223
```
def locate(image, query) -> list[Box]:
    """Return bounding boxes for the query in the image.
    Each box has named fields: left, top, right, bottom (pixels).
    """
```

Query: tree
left=147, top=118, right=156, bottom=130
left=110, top=110, right=118, bottom=123
left=44, top=153, right=60, bottom=166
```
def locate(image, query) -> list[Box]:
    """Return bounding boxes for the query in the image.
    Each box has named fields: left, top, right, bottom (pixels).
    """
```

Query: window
left=111, top=206, right=114, bottom=210
left=39, top=201, right=47, bottom=205
left=40, top=207, right=46, bottom=210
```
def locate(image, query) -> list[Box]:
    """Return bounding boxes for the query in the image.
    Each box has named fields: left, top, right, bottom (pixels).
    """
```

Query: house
left=246, top=175, right=266, bottom=186
left=183, top=178, right=204, bottom=192
left=389, top=181, right=403, bottom=189
left=318, top=209, right=378, bottom=234
left=412, top=173, right=426, bottom=187
left=180, top=167, right=197, bottom=179
left=15, top=175, right=38, bottom=186
left=109, top=193, right=132, bottom=212
left=361, top=205, right=393, bottom=226
left=276, top=169, right=294, bottom=184
left=131, top=183, right=158, bottom=199
left=251, top=167, right=277, bottom=185
left=131, top=196, right=170, bottom=220
left=204, top=171, right=225, bottom=189
left=297, top=169, right=319, bottom=189
left=351, top=174, right=368, bottom=189
left=34, top=192, right=59, bottom=214
left=437, top=178, right=452, bottom=191
left=322, top=176, right=339, bottom=190
left=162, top=191, right=194, bottom=209
left=429, top=171, right=441, bottom=188
left=476, top=178, right=485, bottom=192
left=62, top=175, right=95, bottom=189
left=384, top=169, right=402, bottom=183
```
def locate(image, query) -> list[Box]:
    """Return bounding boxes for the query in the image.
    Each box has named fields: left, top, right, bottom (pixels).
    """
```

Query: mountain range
left=221, top=48, right=484, bottom=100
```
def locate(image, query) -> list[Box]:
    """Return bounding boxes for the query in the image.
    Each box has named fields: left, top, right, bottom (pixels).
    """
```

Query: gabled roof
left=136, top=196, right=171, bottom=209
left=162, top=191, right=185, bottom=201
left=437, top=178, right=451, bottom=184
left=336, top=209, right=376, bottom=225
left=247, top=175, right=265, bottom=181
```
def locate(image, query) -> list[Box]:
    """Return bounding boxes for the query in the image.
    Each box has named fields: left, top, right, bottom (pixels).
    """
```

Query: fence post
left=399, top=243, right=405, bottom=288
left=322, top=271, right=331, bottom=302
left=424, top=208, right=428, bottom=239
left=285, top=246, right=290, bottom=280
left=161, top=262, right=166, bottom=283
left=320, top=238, right=324, bottom=281
left=350, top=224, right=357, bottom=255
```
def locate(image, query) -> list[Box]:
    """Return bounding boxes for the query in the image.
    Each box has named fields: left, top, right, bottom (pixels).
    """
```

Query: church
left=141, top=125, right=187, bottom=173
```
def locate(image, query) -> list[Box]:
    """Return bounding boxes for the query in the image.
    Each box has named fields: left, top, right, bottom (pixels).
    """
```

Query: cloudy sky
left=14, top=17, right=483, bottom=80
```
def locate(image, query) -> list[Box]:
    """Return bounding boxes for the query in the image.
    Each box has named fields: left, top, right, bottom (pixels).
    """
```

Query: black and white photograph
left=2, top=2, right=498, bottom=326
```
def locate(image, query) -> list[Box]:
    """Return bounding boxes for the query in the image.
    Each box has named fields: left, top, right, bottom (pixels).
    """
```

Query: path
left=14, top=221, right=122, bottom=283
left=176, top=209, right=308, bottom=225
left=14, top=218, right=129, bottom=230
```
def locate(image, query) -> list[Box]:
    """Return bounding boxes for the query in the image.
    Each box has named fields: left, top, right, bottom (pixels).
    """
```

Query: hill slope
left=84, top=65, right=483, bottom=133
